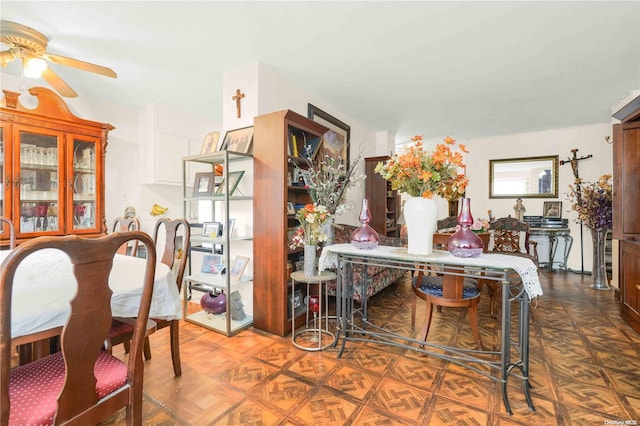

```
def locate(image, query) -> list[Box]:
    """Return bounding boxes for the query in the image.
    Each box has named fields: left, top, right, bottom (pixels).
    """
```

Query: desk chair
left=1, top=232, right=157, bottom=426
left=0, top=217, right=16, bottom=249
left=411, top=270, right=484, bottom=350
left=109, top=218, right=190, bottom=376
left=112, top=217, right=141, bottom=256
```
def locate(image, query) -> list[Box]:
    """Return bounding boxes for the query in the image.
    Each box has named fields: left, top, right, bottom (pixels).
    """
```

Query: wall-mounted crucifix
left=560, top=148, right=592, bottom=180
left=232, top=89, right=245, bottom=118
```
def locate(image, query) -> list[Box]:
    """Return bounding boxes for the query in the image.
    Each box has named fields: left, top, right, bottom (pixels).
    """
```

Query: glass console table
left=319, top=243, right=543, bottom=416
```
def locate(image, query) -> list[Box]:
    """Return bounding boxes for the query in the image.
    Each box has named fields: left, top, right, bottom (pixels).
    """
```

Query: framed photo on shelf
left=200, top=131, right=220, bottom=154
left=202, top=222, right=222, bottom=237
left=226, top=218, right=236, bottom=238
left=288, top=289, right=303, bottom=312
left=230, top=255, right=250, bottom=282
left=215, top=170, right=245, bottom=196
left=192, top=172, right=216, bottom=197
left=307, top=103, right=351, bottom=168
left=221, top=126, right=254, bottom=154
left=543, top=201, right=562, bottom=219
left=287, top=202, right=296, bottom=216
left=201, top=254, right=225, bottom=274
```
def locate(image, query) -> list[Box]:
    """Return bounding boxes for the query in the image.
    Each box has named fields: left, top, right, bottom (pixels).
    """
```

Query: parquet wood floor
left=100, top=270, right=640, bottom=425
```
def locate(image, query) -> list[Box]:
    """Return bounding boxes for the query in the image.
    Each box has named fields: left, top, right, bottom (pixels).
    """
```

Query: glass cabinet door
left=17, top=128, right=62, bottom=236
left=70, top=137, right=98, bottom=232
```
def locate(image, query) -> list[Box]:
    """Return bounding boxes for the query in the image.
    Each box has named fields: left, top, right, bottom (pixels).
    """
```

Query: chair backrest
left=437, top=216, right=458, bottom=232
left=0, top=217, right=16, bottom=250
left=152, top=218, right=190, bottom=292
left=112, top=217, right=141, bottom=256
left=0, top=232, right=156, bottom=425
left=489, top=216, right=537, bottom=259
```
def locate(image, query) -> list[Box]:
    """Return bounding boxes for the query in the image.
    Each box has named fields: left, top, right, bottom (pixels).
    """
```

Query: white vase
left=403, top=196, right=438, bottom=255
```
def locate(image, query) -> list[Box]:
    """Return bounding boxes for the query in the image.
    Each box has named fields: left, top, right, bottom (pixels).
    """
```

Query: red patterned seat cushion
left=109, top=319, right=135, bottom=338
left=9, top=350, right=128, bottom=425
left=492, top=230, right=521, bottom=253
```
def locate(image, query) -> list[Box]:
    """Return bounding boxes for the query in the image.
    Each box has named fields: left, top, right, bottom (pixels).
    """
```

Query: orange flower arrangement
left=374, top=135, right=469, bottom=199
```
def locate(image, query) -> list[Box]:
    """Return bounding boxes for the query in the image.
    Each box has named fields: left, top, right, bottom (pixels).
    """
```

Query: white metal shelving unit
left=181, top=150, right=253, bottom=336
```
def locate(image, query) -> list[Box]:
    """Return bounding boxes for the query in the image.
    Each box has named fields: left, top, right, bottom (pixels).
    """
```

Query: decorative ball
left=200, top=291, right=226, bottom=314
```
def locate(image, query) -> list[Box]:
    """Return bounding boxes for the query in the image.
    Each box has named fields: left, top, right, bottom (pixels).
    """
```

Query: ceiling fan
left=0, top=20, right=117, bottom=98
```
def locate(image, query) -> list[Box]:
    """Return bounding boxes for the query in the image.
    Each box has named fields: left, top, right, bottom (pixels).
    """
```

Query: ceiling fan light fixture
left=23, top=56, right=47, bottom=78
left=0, top=49, right=17, bottom=67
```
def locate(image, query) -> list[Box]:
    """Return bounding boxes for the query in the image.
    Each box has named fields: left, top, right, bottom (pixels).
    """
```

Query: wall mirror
left=489, top=155, right=559, bottom=199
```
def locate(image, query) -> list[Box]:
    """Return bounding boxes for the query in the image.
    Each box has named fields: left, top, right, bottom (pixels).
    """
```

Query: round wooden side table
left=290, top=270, right=336, bottom=351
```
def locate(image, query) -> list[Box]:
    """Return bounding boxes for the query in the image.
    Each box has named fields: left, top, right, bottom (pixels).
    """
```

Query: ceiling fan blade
left=46, top=53, right=117, bottom=78
left=42, top=67, right=78, bottom=98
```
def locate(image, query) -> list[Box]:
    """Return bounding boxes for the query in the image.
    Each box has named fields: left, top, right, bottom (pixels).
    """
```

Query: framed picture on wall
left=543, top=201, right=562, bottom=218
left=307, top=103, right=351, bottom=169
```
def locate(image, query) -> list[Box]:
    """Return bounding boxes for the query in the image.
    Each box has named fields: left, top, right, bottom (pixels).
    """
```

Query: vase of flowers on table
left=289, top=204, right=332, bottom=276
left=375, top=135, right=469, bottom=255
left=292, top=147, right=365, bottom=244
left=567, top=174, right=612, bottom=290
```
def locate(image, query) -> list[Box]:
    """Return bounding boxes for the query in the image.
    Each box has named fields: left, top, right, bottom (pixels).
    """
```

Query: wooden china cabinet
left=613, top=94, right=640, bottom=334
left=253, top=109, right=328, bottom=336
left=0, top=87, right=113, bottom=247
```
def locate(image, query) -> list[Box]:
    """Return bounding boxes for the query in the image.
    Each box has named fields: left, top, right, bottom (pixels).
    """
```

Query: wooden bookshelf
left=253, top=110, right=328, bottom=336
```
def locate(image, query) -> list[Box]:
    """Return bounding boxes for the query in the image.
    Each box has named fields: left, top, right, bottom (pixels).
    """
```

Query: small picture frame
left=292, top=168, right=304, bottom=186
left=287, top=202, right=295, bottom=216
left=215, top=171, right=245, bottom=196
left=230, top=255, right=250, bottom=282
left=201, top=254, right=225, bottom=274
left=289, top=289, right=303, bottom=311
left=202, top=222, right=221, bottom=237
left=226, top=218, right=236, bottom=238
left=543, top=201, right=562, bottom=219
left=221, top=126, right=254, bottom=154
left=200, top=131, right=220, bottom=154
left=193, top=172, right=216, bottom=197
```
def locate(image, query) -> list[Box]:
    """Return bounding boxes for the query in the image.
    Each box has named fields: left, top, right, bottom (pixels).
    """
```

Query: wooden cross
left=232, top=89, right=245, bottom=118
left=560, top=148, right=592, bottom=180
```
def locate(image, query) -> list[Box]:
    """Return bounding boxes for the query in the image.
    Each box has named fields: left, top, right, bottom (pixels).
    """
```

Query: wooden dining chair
left=411, top=270, right=484, bottom=350
left=481, top=216, right=539, bottom=317
left=0, top=217, right=16, bottom=250
left=109, top=218, right=190, bottom=376
left=112, top=217, right=141, bottom=256
left=0, top=232, right=157, bottom=426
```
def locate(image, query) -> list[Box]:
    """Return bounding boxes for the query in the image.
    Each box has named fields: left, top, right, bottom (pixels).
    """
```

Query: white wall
left=464, top=123, right=613, bottom=274
left=222, top=62, right=380, bottom=226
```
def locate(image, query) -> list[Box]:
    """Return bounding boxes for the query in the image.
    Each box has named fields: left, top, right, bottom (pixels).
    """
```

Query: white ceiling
left=1, top=1, right=639, bottom=142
